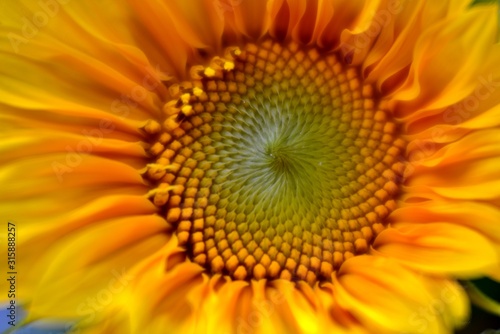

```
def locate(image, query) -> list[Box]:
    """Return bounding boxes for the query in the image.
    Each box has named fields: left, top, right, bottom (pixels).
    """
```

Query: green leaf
left=464, top=280, right=500, bottom=317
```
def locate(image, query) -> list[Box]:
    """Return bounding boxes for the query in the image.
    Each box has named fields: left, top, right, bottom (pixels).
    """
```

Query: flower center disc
left=145, top=40, right=405, bottom=284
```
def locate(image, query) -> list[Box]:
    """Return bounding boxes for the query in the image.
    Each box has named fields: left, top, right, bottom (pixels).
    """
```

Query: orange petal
left=338, top=0, right=386, bottom=64
left=156, top=0, right=224, bottom=51
left=364, top=0, right=471, bottom=90
left=405, top=129, right=500, bottom=201
left=392, top=7, right=497, bottom=118
left=126, top=0, right=196, bottom=78
left=223, top=0, right=271, bottom=39
left=403, top=42, right=500, bottom=135
left=407, top=128, right=500, bottom=168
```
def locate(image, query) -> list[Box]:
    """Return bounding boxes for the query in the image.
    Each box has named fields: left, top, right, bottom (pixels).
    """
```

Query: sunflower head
left=1, top=0, right=499, bottom=333
left=145, top=39, right=406, bottom=285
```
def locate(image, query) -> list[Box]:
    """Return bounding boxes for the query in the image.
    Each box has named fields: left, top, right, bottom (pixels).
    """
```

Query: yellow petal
left=333, top=256, right=467, bottom=333
left=374, top=223, right=498, bottom=277
left=408, top=156, right=500, bottom=200
left=118, top=238, right=205, bottom=333
left=390, top=200, right=500, bottom=250
left=18, top=216, right=167, bottom=320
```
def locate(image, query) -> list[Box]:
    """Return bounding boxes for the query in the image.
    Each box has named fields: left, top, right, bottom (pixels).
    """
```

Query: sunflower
left=1, top=0, right=499, bottom=333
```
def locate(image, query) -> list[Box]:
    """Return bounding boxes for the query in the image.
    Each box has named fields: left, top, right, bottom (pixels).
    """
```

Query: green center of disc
left=217, top=95, right=348, bottom=216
